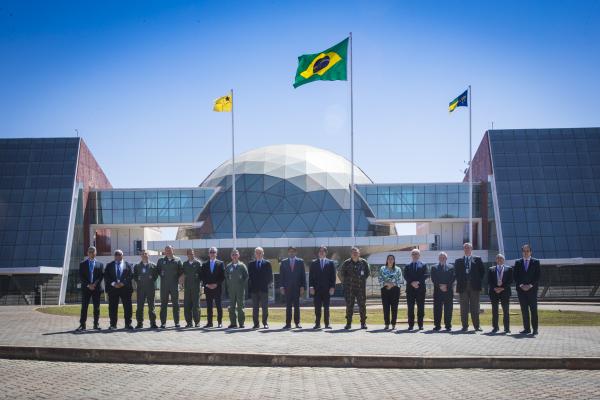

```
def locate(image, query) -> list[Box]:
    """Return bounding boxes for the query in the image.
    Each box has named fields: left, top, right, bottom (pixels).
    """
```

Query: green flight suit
left=225, top=262, right=248, bottom=327
left=183, top=258, right=202, bottom=325
left=157, top=256, right=183, bottom=326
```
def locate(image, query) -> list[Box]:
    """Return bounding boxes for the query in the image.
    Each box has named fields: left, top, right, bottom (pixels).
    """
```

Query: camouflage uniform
left=338, top=257, right=370, bottom=325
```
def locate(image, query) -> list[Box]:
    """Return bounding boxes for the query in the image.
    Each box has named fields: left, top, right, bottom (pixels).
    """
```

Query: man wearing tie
left=454, top=242, right=485, bottom=332
left=514, top=244, right=541, bottom=335
left=247, top=247, right=273, bottom=329
left=339, top=247, right=370, bottom=330
left=157, top=245, right=184, bottom=329
left=488, top=253, right=513, bottom=334
left=201, top=247, right=225, bottom=328
left=104, top=249, right=134, bottom=330
left=76, top=246, right=104, bottom=331
left=309, top=246, right=337, bottom=329
left=430, top=251, right=455, bottom=331
left=133, top=249, right=159, bottom=329
left=403, top=249, right=428, bottom=330
left=279, top=246, right=306, bottom=329
left=182, top=248, right=202, bottom=328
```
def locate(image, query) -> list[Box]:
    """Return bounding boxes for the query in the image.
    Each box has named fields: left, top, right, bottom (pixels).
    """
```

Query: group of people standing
left=378, top=243, right=540, bottom=335
left=77, top=242, right=540, bottom=335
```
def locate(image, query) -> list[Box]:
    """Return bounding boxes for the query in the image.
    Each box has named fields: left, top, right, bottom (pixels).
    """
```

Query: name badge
left=360, top=270, right=364, bottom=276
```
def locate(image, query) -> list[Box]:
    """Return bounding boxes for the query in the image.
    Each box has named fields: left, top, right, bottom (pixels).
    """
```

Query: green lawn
left=38, top=305, right=600, bottom=326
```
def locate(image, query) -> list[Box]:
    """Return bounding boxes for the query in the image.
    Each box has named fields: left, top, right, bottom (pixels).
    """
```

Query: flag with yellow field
left=293, top=38, right=348, bottom=88
left=213, top=93, right=232, bottom=112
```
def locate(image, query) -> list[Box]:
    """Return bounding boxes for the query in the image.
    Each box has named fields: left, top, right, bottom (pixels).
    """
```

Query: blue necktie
left=117, top=263, right=121, bottom=280
left=210, top=261, right=215, bottom=273
left=89, top=260, right=94, bottom=282
left=257, top=260, right=261, bottom=270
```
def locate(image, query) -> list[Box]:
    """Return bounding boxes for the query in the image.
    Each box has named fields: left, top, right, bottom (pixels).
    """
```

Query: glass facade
left=88, top=188, right=215, bottom=225
left=0, top=138, right=79, bottom=269
left=490, top=128, right=600, bottom=259
left=357, top=183, right=481, bottom=220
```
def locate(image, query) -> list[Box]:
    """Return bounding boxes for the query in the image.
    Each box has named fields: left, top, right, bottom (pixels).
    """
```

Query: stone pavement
left=0, top=306, right=598, bottom=358
left=1, top=359, right=599, bottom=400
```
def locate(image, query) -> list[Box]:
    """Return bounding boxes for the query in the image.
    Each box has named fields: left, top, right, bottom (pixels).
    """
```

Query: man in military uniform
left=338, top=246, right=370, bottom=330
left=225, top=249, right=248, bottom=329
left=157, top=245, right=183, bottom=328
left=183, top=248, right=202, bottom=328
left=133, top=249, right=159, bottom=329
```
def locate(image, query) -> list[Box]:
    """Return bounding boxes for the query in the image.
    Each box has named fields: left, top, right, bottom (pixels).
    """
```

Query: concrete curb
left=1, top=346, right=599, bottom=369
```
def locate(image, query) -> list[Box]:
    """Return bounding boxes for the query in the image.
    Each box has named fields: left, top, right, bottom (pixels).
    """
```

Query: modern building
left=1, top=128, right=599, bottom=304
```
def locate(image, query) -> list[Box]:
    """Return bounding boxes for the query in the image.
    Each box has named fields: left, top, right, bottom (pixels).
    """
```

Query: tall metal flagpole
left=349, top=32, right=355, bottom=243
left=468, top=85, right=473, bottom=245
left=230, top=89, right=237, bottom=250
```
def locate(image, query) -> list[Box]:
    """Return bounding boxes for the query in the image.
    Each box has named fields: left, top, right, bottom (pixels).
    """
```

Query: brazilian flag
left=293, top=38, right=348, bottom=88
left=449, top=89, right=468, bottom=112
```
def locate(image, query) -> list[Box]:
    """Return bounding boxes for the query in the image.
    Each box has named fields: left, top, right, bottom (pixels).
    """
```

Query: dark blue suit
left=404, top=261, right=428, bottom=329
left=104, top=260, right=134, bottom=328
left=280, top=257, right=306, bottom=326
left=78, top=258, right=104, bottom=327
left=309, top=258, right=336, bottom=326
left=514, top=258, right=541, bottom=332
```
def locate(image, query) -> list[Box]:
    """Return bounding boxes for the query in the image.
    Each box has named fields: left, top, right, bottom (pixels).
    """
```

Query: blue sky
left=1, top=0, right=599, bottom=190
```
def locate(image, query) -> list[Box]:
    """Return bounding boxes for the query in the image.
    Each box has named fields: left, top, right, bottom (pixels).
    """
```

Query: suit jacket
left=79, top=258, right=104, bottom=289
left=201, top=259, right=225, bottom=288
left=430, top=263, right=455, bottom=292
left=513, top=258, right=541, bottom=292
left=308, top=258, right=336, bottom=292
left=279, top=257, right=306, bottom=295
left=454, top=255, right=485, bottom=293
left=247, top=259, right=273, bottom=293
left=488, top=265, right=513, bottom=297
left=403, top=261, right=428, bottom=293
left=104, top=261, right=134, bottom=293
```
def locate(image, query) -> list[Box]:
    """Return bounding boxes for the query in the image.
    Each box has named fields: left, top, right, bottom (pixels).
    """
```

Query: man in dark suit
left=488, top=253, right=513, bottom=334
left=133, top=249, right=159, bottom=329
left=309, top=245, right=336, bottom=329
left=454, top=242, right=485, bottom=332
left=514, top=244, right=541, bottom=335
left=430, top=251, right=455, bottom=331
left=104, top=249, right=134, bottom=330
left=404, top=248, right=428, bottom=330
left=201, top=246, right=225, bottom=328
left=76, top=246, right=104, bottom=331
left=247, top=247, right=273, bottom=329
left=279, top=246, right=306, bottom=329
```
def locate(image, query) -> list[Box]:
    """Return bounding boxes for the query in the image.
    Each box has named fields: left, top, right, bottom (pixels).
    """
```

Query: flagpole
left=468, top=84, right=473, bottom=246
left=231, top=88, right=237, bottom=250
left=349, top=32, right=355, bottom=243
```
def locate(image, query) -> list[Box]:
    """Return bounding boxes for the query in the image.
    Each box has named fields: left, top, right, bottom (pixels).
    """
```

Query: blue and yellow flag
left=293, top=38, right=348, bottom=88
left=449, top=89, right=468, bottom=112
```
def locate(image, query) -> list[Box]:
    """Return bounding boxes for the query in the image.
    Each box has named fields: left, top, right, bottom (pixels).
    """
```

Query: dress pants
left=285, top=291, right=301, bottom=326
left=108, top=288, right=132, bottom=327
left=251, top=291, right=269, bottom=326
left=459, top=286, right=480, bottom=329
left=517, top=288, right=538, bottom=332
left=79, top=287, right=101, bottom=326
left=314, top=289, right=332, bottom=326
left=205, top=286, right=223, bottom=325
left=490, top=291, right=510, bottom=331
left=160, top=284, right=180, bottom=325
left=406, top=286, right=425, bottom=328
left=433, top=289, right=453, bottom=329
left=136, top=286, right=156, bottom=325
left=380, top=286, right=400, bottom=326
left=183, top=284, right=200, bottom=325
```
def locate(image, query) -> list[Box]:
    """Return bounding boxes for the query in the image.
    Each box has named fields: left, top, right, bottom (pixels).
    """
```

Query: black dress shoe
left=445, top=327, right=452, bottom=331
left=283, top=324, right=292, bottom=330
left=239, top=325, right=245, bottom=329
left=174, top=324, right=181, bottom=328
left=313, top=324, right=321, bottom=330
left=203, top=323, right=213, bottom=328
left=75, top=325, right=86, bottom=332
left=135, top=323, right=143, bottom=329
left=195, top=323, right=200, bottom=328
left=185, top=323, right=193, bottom=328
left=504, top=329, right=511, bottom=334
left=433, top=326, right=441, bottom=331
left=491, top=328, right=499, bottom=333
left=461, top=327, right=468, bottom=332
left=108, top=325, right=117, bottom=330
left=418, top=326, right=423, bottom=331
left=407, top=326, right=414, bottom=331
left=93, top=324, right=101, bottom=331
left=125, top=325, right=134, bottom=330
left=295, top=324, right=302, bottom=329
left=160, top=324, right=166, bottom=329
left=253, top=324, right=260, bottom=329
left=217, top=323, right=223, bottom=328
left=532, top=330, right=538, bottom=335
left=344, top=324, right=351, bottom=330
left=228, top=324, right=237, bottom=329
left=263, top=324, right=269, bottom=329
left=324, top=325, right=331, bottom=329
left=519, top=329, right=531, bottom=334
left=384, top=325, right=389, bottom=330
left=475, top=327, right=483, bottom=332
left=150, top=324, right=159, bottom=329
left=361, top=324, right=367, bottom=330
left=391, top=325, right=396, bottom=330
